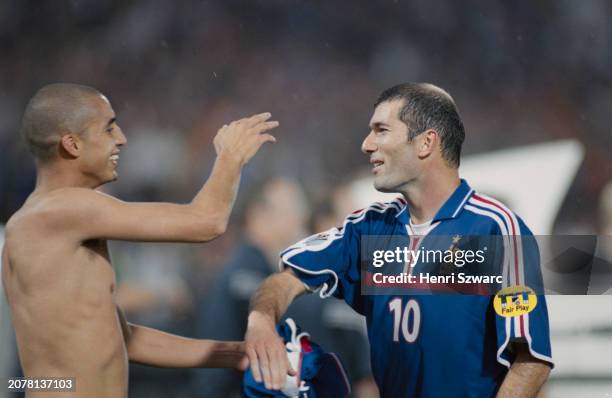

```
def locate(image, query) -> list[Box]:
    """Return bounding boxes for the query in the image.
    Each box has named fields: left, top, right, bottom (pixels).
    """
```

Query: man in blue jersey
left=244, top=83, right=552, bottom=397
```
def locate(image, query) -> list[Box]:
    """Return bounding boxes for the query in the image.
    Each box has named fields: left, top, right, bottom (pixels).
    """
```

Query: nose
left=114, top=125, right=127, bottom=146
left=361, top=131, right=376, bottom=154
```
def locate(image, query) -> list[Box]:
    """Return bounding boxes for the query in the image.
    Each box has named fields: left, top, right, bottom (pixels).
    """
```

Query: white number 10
left=388, top=298, right=421, bottom=343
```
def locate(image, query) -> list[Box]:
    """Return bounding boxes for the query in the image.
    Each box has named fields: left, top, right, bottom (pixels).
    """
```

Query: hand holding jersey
left=242, top=318, right=351, bottom=398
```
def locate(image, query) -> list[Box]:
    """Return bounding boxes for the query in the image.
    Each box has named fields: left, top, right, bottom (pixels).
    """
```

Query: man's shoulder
left=7, top=188, right=104, bottom=233
left=462, top=191, right=532, bottom=235
left=346, top=197, right=406, bottom=225
left=42, top=187, right=103, bottom=203
left=35, top=188, right=109, bottom=215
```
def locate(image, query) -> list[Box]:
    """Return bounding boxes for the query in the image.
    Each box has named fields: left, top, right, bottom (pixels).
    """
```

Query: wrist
left=247, top=310, right=276, bottom=328
left=216, top=150, right=243, bottom=168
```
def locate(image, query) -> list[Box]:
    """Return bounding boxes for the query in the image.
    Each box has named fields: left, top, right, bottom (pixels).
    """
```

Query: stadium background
left=1, top=1, right=611, bottom=397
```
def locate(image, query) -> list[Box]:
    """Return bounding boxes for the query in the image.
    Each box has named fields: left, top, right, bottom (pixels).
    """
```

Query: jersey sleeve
left=280, top=210, right=366, bottom=311
left=494, top=216, right=554, bottom=368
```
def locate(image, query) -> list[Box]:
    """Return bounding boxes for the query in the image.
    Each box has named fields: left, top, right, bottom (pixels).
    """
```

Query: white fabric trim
left=523, top=306, right=554, bottom=365
left=463, top=204, right=511, bottom=287
left=402, top=221, right=441, bottom=274
left=280, top=201, right=400, bottom=298
left=473, top=194, right=528, bottom=338
left=452, top=188, right=475, bottom=218
left=476, top=194, right=525, bottom=286
left=496, top=316, right=512, bottom=368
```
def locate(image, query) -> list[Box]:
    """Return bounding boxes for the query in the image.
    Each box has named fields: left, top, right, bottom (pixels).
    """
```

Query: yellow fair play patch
left=493, top=285, right=537, bottom=317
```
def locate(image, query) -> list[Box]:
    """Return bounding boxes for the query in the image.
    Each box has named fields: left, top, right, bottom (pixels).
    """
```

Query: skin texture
left=245, top=92, right=551, bottom=396
left=496, top=344, right=551, bottom=398
left=1, top=86, right=277, bottom=397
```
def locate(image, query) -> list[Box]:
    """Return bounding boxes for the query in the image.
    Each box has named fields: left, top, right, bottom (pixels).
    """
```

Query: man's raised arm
left=42, top=112, right=278, bottom=243
left=244, top=269, right=307, bottom=391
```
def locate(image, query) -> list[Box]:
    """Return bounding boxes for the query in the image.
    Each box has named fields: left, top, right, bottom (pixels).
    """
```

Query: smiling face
left=77, top=94, right=126, bottom=186
left=362, top=99, right=423, bottom=193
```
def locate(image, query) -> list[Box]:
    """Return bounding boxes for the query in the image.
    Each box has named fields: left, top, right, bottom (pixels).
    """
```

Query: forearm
left=126, top=324, right=245, bottom=369
left=245, top=270, right=306, bottom=389
left=191, top=153, right=242, bottom=233
left=248, top=270, right=306, bottom=324
left=497, top=346, right=551, bottom=397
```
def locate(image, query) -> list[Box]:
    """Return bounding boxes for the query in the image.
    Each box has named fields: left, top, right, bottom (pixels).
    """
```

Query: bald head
left=374, top=82, right=465, bottom=167
left=21, top=83, right=105, bottom=162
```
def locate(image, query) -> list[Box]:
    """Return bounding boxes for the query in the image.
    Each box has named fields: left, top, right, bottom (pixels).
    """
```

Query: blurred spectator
left=195, top=178, right=375, bottom=397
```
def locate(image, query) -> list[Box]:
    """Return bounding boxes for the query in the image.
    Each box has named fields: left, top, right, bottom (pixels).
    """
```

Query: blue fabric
left=280, top=180, right=553, bottom=398
left=242, top=320, right=351, bottom=398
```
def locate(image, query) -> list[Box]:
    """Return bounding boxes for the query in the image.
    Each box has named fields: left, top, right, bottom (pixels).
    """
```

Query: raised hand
left=214, top=112, right=279, bottom=166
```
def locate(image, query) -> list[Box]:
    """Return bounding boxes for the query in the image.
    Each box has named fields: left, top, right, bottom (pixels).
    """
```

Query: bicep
left=509, top=343, right=551, bottom=385
left=513, top=343, right=551, bottom=370
left=48, top=189, right=222, bottom=242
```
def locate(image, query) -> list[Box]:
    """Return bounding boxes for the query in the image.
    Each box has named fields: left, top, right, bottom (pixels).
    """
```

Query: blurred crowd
left=1, top=1, right=611, bottom=397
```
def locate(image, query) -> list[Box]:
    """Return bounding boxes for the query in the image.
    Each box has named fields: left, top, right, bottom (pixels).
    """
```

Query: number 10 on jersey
left=388, top=298, right=421, bottom=343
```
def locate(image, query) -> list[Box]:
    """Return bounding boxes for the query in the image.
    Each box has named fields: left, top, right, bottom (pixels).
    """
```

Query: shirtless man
left=1, top=83, right=278, bottom=397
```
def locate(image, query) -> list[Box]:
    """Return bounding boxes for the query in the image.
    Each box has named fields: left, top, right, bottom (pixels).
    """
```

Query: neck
left=400, top=168, right=460, bottom=224
left=34, top=162, right=99, bottom=194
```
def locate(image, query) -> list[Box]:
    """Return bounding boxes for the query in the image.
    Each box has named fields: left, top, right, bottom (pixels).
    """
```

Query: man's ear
left=59, top=134, right=81, bottom=158
left=417, top=129, right=438, bottom=159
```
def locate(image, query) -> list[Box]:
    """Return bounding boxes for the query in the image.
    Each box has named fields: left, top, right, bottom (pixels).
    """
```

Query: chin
left=374, top=177, right=405, bottom=193
left=373, top=180, right=393, bottom=193
left=103, top=171, right=118, bottom=183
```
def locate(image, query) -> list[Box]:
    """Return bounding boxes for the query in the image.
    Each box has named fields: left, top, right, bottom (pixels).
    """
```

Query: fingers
left=258, top=349, right=273, bottom=389
left=246, top=345, right=262, bottom=383
left=259, top=133, right=276, bottom=144
left=245, top=112, right=272, bottom=126
left=270, top=343, right=286, bottom=389
left=246, top=338, right=291, bottom=390
left=237, top=355, right=249, bottom=372
left=254, top=121, right=279, bottom=133
left=215, top=112, right=279, bottom=163
left=228, top=112, right=270, bottom=128
left=246, top=343, right=276, bottom=389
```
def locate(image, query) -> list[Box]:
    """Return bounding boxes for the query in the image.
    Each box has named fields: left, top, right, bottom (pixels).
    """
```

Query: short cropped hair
left=374, top=82, right=465, bottom=168
left=21, top=83, right=102, bottom=162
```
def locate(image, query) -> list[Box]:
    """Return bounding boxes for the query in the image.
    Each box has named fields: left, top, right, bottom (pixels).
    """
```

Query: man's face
left=362, top=99, right=420, bottom=192
left=78, top=94, right=126, bottom=185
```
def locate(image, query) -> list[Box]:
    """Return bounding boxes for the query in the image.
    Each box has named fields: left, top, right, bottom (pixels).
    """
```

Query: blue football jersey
left=280, top=180, right=553, bottom=398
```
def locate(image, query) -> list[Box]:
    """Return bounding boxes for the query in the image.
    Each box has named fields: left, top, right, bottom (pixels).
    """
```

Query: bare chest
left=79, top=239, right=116, bottom=294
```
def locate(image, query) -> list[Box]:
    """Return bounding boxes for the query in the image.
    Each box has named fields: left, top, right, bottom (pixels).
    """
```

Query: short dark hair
left=21, top=83, right=102, bottom=162
left=374, top=82, right=465, bottom=167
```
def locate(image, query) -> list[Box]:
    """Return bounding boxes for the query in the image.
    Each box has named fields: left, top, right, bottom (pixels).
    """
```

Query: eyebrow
left=369, top=121, right=390, bottom=129
left=106, top=117, right=116, bottom=127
